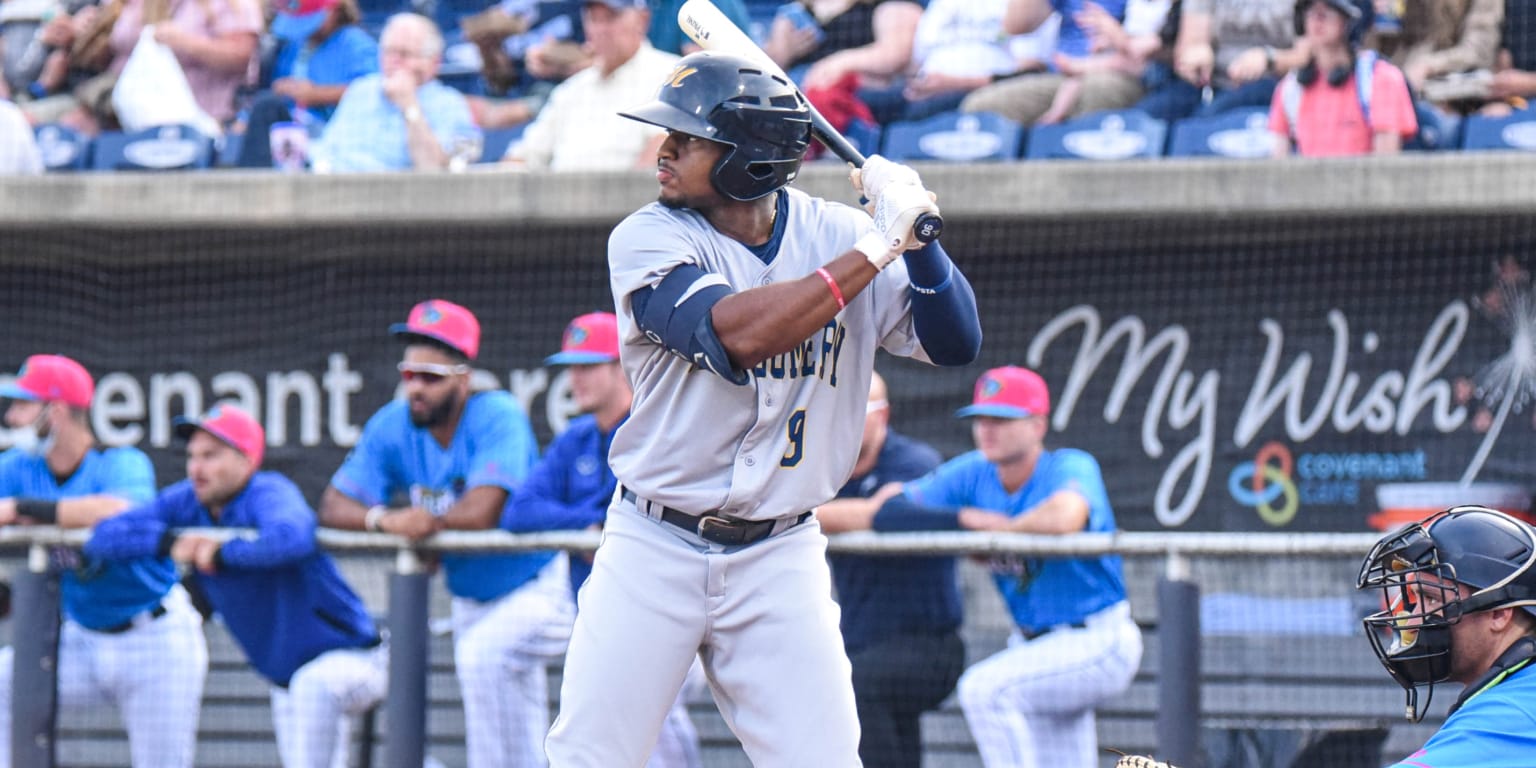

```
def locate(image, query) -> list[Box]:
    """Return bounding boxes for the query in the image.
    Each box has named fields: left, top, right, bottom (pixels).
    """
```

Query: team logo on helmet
left=665, top=66, right=698, bottom=89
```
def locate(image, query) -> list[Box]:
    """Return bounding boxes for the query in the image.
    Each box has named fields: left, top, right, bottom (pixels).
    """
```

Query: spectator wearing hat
left=234, top=0, right=377, bottom=167
left=1269, top=0, right=1417, bottom=156
left=309, top=12, right=477, bottom=171
left=876, top=366, right=1142, bottom=768
left=319, top=299, right=566, bottom=768
left=502, top=311, right=701, bottom=768
left=0, top=354, right=206, bottom=768
left=501, top=0, right=678, bottom=170
left=86, top=404, right=388, bottom=768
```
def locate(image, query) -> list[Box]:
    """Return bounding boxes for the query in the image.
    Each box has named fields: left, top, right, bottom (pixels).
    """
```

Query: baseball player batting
left=544, top=50, right=982, bottom=767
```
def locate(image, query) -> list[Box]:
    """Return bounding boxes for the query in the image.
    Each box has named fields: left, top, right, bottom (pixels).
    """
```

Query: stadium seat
left=1460, top=108, right=1536, bottom=151
left=1025, top=109, right=1167, bottom=160
left=90, top=124, right=216, bottom=171
left=1406, top=102, right=1461, bottom=152
left=882, top=110, right=1023, bottom=162
left=843, top=118, right=882, bottom=158
left=1166, top=107, right=1277, bottom=159
left=32, top=123, right=91, bottom=171
left=479, top=124, right=528, bottom=163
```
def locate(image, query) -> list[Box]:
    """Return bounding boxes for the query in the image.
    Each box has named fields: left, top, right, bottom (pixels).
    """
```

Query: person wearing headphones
left=1267, top=0, right=1417, bottom=156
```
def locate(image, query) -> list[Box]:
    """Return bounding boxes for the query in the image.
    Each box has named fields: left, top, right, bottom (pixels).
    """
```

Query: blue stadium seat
left=32, top=124, right=91, bottom=171
left=479, top=124, right=528, bottom=163
left=882, top=111, right=1023, bottom=162
left=91, top=124, right=216, bottom=171
left=1406, top=102, right=1461, bottom=151
left=216, top=132, right=244, bottom=167
left=1025, top=109, right=1167, bottom=161
left=843, top=118, right=881, bottom=158
left=1166, top=107, right=1275, bottom=159
left=1460, top=108, right=1536, bottom=151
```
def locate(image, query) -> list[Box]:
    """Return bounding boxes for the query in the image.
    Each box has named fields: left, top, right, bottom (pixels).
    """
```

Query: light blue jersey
left=1391, top=661, right=1536, bottom=768
left=331, top=391, right=541, bottom=601
left=0, top=447, right=169, bottom=631
left=906, top=448, right=1126, bottom=632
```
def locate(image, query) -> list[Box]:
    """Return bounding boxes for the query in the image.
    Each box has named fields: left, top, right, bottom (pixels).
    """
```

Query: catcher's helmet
left=1357, top=505, right=1536, bottom=720
left=621, top=51, right=812, bottom=201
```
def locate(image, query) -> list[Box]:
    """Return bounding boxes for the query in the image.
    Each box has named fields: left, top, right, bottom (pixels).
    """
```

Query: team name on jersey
left=750, top=320, right=846, bottom=384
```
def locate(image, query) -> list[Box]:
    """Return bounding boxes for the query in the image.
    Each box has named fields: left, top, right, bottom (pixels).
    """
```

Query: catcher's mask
left=1357, top=505, right=1536, bottom=721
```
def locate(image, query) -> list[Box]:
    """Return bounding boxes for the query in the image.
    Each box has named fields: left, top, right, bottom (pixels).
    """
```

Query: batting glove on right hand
left=1114, top=755, right=1180, bottom=768
left=854, top=182, right=940, bottom=269
left=851, top=154, right=922, bottom=208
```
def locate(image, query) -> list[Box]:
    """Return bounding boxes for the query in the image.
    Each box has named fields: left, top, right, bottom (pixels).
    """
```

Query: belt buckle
left=696, top=514, right=743, bottom=546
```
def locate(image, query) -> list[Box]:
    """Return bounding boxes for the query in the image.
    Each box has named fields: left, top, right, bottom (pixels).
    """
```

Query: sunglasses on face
left=397, top=361, right=470, bottom=384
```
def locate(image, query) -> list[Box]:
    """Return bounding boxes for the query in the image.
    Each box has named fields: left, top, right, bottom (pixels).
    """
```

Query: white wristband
left=854, top=231, right=899, bottom=270
left=365, top=505, right=388, bottom=532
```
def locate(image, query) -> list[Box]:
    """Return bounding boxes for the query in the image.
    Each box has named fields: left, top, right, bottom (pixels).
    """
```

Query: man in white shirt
left=502, top=0, right=678, bottom=170
left=0, top=99, right=42, bottom=174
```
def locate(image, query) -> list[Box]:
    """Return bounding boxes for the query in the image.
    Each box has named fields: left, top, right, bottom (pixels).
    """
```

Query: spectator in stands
left=319, top=299, right=571, bottom=768
left=816, top=372, right=962, bottom=768
left=465, top=0, right=586, bottom=97
left=1038, top=0, right=1169, bottom=125
left=309, top=13, right=476, bottom=172
left=1369, top=0, right=1502, bottom=99
left=961, top=0, right=1146, bottom=126
left=85, top=405, right=388, bottom=768
left=1357, top=506, right=1536, bottom=755
left=21, top=0, right=261, bottom=132
left=0, top=98, right=42, bottom=173
left=0, top=354, right=206, bottom=768
left=1484, top=0, right=1536, bottom=114
left=762, top=0, right=923, bottom=91
left=854, top=0, right=1059, bottom=125
left=881, top=366, right=1142, bottom=768
left=234, top=0, right=378, bottom=168
left=645, top=0, right=749, bottom=55
left=501, top=0, right=677, bottom=170
left=501, top=311, right=700, bottom=768
left=1152, top=0, right=1298, bottom=122
left=1269, top=0, right=1417, bottom=156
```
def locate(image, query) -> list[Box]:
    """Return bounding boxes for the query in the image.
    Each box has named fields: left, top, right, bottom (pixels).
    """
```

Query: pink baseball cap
left=545, top=312, right=619, bottom=365
left=174, top=403, right=266, bottom=468
left=390, top=299, right=481, bottom=360
left=956, top=366, right=1051, bottom=419
left=0, top=354, right=94, bottom=408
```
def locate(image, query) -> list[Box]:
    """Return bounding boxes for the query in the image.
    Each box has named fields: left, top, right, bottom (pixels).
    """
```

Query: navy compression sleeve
left=904, top=241, right=981, bottom=366
left=630, top=264, right=748, bottom=384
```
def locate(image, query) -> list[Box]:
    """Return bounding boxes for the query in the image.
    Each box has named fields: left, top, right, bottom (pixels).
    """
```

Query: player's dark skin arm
left=712, top=250, right=880, bottom=369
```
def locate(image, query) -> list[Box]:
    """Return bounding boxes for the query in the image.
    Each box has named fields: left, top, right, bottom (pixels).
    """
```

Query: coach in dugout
left=1358, top=505, right=1536, bottom=765
left=877, top=365, right=1142, bottom=768
left=320, top=299, right=571, bottom=768
left=0, top=354, right=206, bottom=768
left=815, top=370, right=964, bottom=768
left=85, top=404, right=388, bottom=768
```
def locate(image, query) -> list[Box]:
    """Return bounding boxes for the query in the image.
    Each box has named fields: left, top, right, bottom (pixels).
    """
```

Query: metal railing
left=2, top=527, right=1387, bottom=768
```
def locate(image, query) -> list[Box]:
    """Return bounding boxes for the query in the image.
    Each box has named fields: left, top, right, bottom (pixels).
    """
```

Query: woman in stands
left=761, top=0, right=921, bottom=92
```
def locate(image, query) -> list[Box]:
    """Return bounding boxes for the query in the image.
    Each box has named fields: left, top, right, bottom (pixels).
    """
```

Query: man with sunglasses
left=320, top=299, right=570, bottom=768
left=1358, top=505, right=1536, bottom=765
left=0, top=354, right=207, bottom=768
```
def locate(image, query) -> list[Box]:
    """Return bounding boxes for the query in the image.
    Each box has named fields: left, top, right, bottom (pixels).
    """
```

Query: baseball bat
left=676, top=0, right=942, bottom=243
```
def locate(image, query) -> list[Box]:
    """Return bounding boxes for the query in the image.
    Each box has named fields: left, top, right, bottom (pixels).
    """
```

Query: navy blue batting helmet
left=621, top=51, right=812, bottom=201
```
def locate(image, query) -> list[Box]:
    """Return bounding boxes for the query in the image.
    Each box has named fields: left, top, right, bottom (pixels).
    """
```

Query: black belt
left=97, top=603, right=168, bottom=634
left=1021, top=620, right=1087, bottom=642
left=622, top=488, right=811, bottom=547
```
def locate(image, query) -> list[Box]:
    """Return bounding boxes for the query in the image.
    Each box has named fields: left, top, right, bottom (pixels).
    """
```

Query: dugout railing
left=0, top=528, right=1432, bottom=768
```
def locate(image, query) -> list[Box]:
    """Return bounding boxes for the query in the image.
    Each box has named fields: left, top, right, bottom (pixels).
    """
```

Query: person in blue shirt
left=309, top=13, right=478, bottom=172
left=1358, top=505, right=1536, bottom=767
left=816, top=371, right=962, bottom=768
left=320, top=299, right=567, bottom=768
left=235, top=0, right=379, bottom=167
left=502, top=310, right=700, bottom=768
left=0, top=354, right=205, bottom=768
left=884, top=365, right=1143, bottom=768
left=85, top=404, right=387, bottom=768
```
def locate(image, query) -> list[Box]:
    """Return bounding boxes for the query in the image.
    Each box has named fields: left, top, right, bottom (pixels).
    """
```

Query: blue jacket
left=85, top=472, right=378, bottom=687
left=502, top=414, right=623, bottom=594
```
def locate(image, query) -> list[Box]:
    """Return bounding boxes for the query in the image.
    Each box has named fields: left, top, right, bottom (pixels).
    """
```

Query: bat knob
left=914, top=212, right=943, bottom=244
